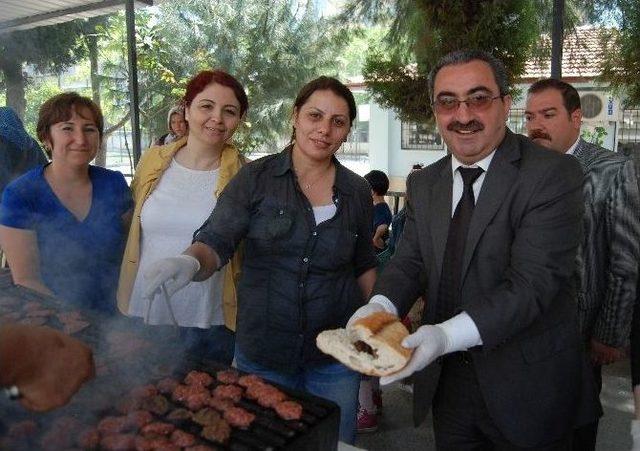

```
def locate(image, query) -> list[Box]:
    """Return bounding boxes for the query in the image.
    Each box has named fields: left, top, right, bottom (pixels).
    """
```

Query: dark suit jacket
left=374, top=130, right=601, bottom=447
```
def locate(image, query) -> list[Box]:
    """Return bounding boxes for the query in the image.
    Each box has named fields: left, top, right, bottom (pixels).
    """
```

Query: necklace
left=296, top=166, right=331, bottom=191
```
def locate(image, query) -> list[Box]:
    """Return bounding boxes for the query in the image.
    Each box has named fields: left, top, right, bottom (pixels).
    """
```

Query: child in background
left=357, top=170, right=393, bottom=433
left=365, top=170, right=392, bottom=253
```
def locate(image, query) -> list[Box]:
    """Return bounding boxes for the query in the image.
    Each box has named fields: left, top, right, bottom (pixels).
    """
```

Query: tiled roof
left=522, top=26, right=610, bottom=80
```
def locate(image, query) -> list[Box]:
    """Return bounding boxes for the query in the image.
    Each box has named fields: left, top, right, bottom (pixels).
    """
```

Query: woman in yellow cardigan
left=117, top=70, right=246, bottom=364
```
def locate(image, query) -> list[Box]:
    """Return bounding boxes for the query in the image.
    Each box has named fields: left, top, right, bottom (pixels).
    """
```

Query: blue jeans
left=235, top=348, right=360, bottom=444
left=180, top=325, right=235, bottom=365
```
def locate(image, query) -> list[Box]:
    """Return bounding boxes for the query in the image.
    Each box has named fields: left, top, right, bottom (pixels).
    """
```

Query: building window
left=508, top=109, right=526, bottom=135
left=401, top=122, right=444, bottom=150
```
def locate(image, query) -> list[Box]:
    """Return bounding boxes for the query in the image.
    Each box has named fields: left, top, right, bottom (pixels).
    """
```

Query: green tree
left=153, top=0, right=350, bottom=152
left=339, top=0, right=588, bottom=122
left=598, top=1, right=640, bottom=106
left=0, top=22, right=85, bottom=119
left=23, top=81, right=63, bottom=138
left=94, top=1, right=349, bottom=156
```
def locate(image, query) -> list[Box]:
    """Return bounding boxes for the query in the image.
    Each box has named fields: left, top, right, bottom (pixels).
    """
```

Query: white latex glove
left=380, top=324, right=451, bottom=385
left=346, top=302, right=388, bottom=328
left=631, top=419, right=640, bottom=451
left=144, top=254, right=200, bottom=299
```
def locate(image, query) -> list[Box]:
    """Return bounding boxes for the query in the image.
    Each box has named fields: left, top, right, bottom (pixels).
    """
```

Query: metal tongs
left=144, top=282, right=179, bottom=329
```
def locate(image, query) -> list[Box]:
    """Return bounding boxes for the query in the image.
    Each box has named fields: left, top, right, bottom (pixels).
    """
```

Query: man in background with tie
left=348, top=50, right=600, bottom=449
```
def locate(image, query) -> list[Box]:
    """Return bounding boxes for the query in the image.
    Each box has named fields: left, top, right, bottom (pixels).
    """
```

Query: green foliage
left=342, top=0, right=542, bottom=122
left=598, top=1, right=640, bottom=107
left=0, top=22, right=85, bottom=74
left=340, top=0, right=600, bottom=123
left=96, top=0, right=349, bottom=152
left=581, top=125, right=608, bottom=146
left=335, top=26, right=387, bottom=79
left=23, top=81, right=63, bottom=138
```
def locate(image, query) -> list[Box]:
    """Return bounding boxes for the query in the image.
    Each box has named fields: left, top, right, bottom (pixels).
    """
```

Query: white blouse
left=128, top=158, right=225, bottom=328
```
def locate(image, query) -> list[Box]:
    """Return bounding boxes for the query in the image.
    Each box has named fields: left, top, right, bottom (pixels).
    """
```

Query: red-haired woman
left=117, top=70, right=248, bottom=364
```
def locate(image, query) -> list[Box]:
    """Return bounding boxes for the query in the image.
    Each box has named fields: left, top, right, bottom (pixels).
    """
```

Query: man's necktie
left=436, top=167, right=484, bottom=323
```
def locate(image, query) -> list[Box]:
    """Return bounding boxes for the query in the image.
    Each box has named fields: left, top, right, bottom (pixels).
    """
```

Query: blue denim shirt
left=194, top=147, right=377, bottom=372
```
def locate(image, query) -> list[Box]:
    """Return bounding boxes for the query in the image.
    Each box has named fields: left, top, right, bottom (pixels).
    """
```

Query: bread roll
left=316, top=312, right=413, bottom=376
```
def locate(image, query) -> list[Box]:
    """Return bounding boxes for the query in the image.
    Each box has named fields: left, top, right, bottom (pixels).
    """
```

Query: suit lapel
left=429, top=159, right=453, bottom=280
left=461, top=132, right=521, bottom=279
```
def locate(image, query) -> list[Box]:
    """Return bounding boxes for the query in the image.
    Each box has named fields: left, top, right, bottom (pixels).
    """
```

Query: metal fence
left=618, top=109, right=640, bottom=167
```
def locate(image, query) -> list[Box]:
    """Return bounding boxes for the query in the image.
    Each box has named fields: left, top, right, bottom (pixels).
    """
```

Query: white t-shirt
left=313, top=203, right=337, bottom=224
left=128, top=158, right=225, bottom=328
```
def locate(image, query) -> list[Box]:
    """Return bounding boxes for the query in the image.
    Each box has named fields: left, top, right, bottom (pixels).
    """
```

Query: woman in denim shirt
left=144, top=76, right=377, bottom=444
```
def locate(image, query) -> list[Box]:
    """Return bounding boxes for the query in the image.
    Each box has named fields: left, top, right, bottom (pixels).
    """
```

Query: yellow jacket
left=117, top=137, right=245, bottom=330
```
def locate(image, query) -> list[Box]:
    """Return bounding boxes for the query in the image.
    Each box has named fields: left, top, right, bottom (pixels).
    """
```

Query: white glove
left=380, top=324, right=451, bottom=385
left=143, top=254, right=200, bottom=299
left=631, top=419, right=640, bottom=451
left=346, top=302, right=388, bottom=328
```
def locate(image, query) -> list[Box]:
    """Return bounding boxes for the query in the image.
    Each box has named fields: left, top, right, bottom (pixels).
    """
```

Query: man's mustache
left=529, top=130, right=551, bottom=141
left=447, top=121, right=484, bottom=132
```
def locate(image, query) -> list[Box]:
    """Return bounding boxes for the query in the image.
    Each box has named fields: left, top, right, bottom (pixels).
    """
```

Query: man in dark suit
left=348, top=50, right=600, bottom=449
left=525, top=78, right=640, bottom=450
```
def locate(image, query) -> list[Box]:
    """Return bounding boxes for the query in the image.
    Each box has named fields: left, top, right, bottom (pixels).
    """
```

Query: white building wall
left=368, top=101, right=390, bottom=173
left=369, top=102, right=446, bottom=181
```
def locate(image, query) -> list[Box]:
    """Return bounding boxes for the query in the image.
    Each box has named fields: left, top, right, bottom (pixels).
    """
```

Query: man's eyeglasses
left=432, top=94, right=503, bottom=114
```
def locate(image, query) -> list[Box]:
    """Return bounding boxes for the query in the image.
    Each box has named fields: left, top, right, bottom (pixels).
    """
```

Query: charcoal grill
left=0, top=271, right=340, bottom=450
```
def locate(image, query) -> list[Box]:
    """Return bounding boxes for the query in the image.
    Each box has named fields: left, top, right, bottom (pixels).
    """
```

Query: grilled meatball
left=200, top=418, right=231, bottom=444
left=140, top=422, right=175, bottom=436
left=274, top=400, right=303, bottom=420
left=171, top=429, right=196, bottom=447
left=192, top=408, right=222, bottom=427
left=98, top=416, right=128, bottom=435
left=212, top=384, right=243, bottom=402
left=237, top=374, right=263, bottom=388
left=166, top=408, right=192, bottom=421
left=207, top=395, right=234, bottom=413
left=246, top=383, right=287, bottom=408
left=224, top=406, right=256, bottom=429
left=140, top=394, right=170, bottom=416
left=185, top=370, right=213, bottom=388
left=172, top=384, right=191, bottom=403
left=185, top=391, right=211, bottom=411
left=100, top=433, right=136, bottom=451
left=139, top=437, right=179, bottom=451
left=216, top=370, right=240, bottom=385
left=125, top=410, right=154, bottom=430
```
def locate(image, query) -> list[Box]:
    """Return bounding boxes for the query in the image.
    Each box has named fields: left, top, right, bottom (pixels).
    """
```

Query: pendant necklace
left=296, top=166, right=331, bottom=191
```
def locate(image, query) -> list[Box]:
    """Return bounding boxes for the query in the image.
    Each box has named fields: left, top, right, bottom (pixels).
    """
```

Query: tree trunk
left=1, top=56, right=26, bottom=120
left=86, top=24, right=107, bottom=167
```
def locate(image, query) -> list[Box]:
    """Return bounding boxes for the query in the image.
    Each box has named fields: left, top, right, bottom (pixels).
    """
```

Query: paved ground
left=354, top=360, right=634, bottom=450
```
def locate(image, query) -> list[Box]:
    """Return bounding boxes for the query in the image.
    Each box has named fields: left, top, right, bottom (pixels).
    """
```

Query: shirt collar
left=273, top=145, right=353, bottom=195
left=565, top=136, right=581, bottom=155
left=450, top=149, right=496, bottom=175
